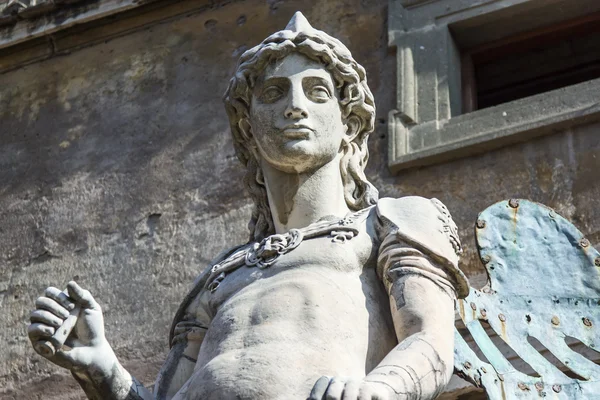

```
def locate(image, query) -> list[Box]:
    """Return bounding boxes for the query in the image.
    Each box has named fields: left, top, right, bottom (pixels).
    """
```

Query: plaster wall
left=1, top=0, right=599, bottom=398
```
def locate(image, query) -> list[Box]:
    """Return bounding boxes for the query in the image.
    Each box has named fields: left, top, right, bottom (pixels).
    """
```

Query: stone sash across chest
left=205, top=208, right=370, bottom=293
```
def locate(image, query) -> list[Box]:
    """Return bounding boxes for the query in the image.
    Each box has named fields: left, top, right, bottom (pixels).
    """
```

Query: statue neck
left=261, top=155, right=350, bottom=234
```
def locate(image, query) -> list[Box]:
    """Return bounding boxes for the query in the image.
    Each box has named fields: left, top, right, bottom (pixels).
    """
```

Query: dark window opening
left=461, top=12, right=600, bottom=112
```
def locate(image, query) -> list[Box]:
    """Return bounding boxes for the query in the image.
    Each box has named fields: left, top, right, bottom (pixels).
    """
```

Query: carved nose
left=284, top=89, right=309, bottom=119
left=284, top=105, right=308, bottom=119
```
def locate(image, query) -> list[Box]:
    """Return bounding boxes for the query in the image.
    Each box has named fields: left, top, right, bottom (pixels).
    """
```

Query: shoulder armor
left=376, top=196, right=462, bottom=271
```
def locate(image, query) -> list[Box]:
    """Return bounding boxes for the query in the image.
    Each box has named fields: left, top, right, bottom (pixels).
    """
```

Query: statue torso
left=173, top=208, right=397, bottom=399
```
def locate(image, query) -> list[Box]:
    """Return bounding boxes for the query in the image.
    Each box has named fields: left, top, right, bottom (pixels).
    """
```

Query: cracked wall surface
left=1, top=0, right=600, bottom=399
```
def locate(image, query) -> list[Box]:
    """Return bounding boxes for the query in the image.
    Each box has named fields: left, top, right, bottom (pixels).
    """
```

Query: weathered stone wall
left=1, top=0, right=599, bottom=398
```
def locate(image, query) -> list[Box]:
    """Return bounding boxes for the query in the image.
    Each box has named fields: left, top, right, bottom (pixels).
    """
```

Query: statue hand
left=308, top=376, right=398, bottom=400
left=28, top=281, right=117, bottom=374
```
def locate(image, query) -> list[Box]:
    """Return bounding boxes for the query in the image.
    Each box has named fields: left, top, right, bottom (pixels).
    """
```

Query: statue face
left=249, top=53, right=347, bottom=174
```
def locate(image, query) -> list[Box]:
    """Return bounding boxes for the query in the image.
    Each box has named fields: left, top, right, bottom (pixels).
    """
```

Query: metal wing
left=454, top=199, right=600, bottom=399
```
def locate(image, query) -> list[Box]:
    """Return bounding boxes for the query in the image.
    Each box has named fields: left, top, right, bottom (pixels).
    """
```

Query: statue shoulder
left=375, top=196, right=462, bottom=268
left=375, top=196, right=469, bottom=298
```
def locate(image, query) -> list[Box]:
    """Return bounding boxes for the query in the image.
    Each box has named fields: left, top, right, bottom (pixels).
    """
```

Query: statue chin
left=259, top=145, right=340, bottom=175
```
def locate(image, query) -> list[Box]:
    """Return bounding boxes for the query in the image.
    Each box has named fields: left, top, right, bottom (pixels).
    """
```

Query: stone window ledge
left=389, top=77, right=600, bottom=172
left=387, top=0, right=600, bottom=173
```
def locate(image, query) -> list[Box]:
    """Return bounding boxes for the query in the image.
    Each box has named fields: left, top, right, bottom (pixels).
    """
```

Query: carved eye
left=261, top=86, right=283, bottom=103
left=309, top=85, right=331, bottom=102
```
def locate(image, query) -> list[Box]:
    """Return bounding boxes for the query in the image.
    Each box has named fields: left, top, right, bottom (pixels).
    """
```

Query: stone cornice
left=398, top=0, right=433, bottom=8
left=0, top=0, right=165, bottom=51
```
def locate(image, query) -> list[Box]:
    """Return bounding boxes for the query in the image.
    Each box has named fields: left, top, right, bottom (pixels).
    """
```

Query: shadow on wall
left=0, top=11, right=246, bottom=207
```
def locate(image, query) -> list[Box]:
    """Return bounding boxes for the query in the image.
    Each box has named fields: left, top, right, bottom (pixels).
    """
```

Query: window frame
left=388, top=0, right=600, bottom=172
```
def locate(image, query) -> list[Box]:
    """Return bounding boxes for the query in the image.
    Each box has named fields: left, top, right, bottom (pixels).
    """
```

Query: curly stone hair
left=223, top=23, right=378, bottom=242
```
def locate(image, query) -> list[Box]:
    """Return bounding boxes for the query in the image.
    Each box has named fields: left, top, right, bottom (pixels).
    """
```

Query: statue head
left=223, top=12, right=378, bottom=242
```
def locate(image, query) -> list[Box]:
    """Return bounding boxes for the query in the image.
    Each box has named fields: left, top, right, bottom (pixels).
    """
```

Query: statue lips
left=281, top=124, right=314, bottom=139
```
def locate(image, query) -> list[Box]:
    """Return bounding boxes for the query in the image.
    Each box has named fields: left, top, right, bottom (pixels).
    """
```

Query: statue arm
left=71, top=362, right=154, bottom=400
left=367, top=196, right=469, bottom=399
left=365, top=256, right=457, bottom=399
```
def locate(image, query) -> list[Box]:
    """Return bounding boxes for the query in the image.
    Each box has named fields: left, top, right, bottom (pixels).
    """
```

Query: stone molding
left=1, top=0, right=91, bottom=27
left=0, top=0, right=63, bottom=25
left=0, top=0, right=166, bottom=51
left=0, top=0, right=240, bottom=73
left=397, top=0, right=431, bottom=7
left=387, top=0, right=600, bottom=172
